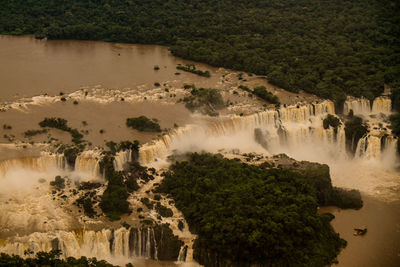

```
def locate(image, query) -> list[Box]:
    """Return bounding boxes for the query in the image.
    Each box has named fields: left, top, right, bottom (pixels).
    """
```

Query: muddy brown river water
left=0, top=35, right=221, bottom=102
left=0, top=35, right=399, bottom=266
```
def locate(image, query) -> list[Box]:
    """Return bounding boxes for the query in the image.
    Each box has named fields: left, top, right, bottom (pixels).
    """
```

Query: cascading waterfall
left=372, top=97, right=392, bottom=114
left=0, top=149, right=104, bottom=180
left=344, top=96, right=392, bottom=115
left=139, top=125, right=198, bottom=165
left=139, top=98, right=397, bottom=165
left=0, top=152, right=65, bottom=177
left=74, top=150, right=102, bottom=178
left=139, top=100, right=342, bottom=164
left=113, top=150, right=132, bottom=171
left=343, top=97, right=371, bottom=115
left=0, top=227, right=159, bottom=261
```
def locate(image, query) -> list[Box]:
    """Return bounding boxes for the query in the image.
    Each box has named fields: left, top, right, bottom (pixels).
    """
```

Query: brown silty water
left=0, top=35, right=399, bottom=267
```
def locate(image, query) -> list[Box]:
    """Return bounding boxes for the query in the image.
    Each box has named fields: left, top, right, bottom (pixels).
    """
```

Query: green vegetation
left=78, top=181, right=102, bottom=191
left=176, top=64, right=210, bottom=77
left=238, top=85, right=252, bottom=93
left=277, top=160, right=363, bottom=209
left=99, top=141, right=141, bottom=220
left=141, top=197, right=154, bottom=210
left=153, top=224, right=184, bottom=260
left=39, top=118, right=68, bottom=130
left=155, top=203, right=173, bottom=217
left=76, top=194, right=96, bottom=218
left=344, top=116, right=369, bottom=155
left=0, top=249, right=118, bottom=267
left=158, top=153, right=349, bottom=266
left=181, top=87, right=225, bottom=116
left=323, top=114, right=342, bottom=135
left=389, top=113, right=400, bottom=153
left=39, top=117, right=84, bottom=144
left=105, top=140, right=139, bottom=156
left=99, top=154, right=130, bottom=221
left=24, top=129, right=48, bottom=138
left=178, top=220, right=184, bottom=231
left=1, top=0, right=397, bottom=109
left=126, top=116, right=161, bottom=132
left=253, top=86, right=280, bottom=105
left=63, top=147, right=81, bottom=166
left=50, top=176, right=65, bottom=190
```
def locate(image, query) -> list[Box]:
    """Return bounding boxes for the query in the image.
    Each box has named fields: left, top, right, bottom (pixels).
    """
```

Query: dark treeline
left=0, top=249, right=123, bottom=267
left=0, top=0, right=399, bottom=109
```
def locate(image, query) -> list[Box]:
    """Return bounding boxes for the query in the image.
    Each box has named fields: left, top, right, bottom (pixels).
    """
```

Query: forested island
left=157, top=153, right=362, bottom=266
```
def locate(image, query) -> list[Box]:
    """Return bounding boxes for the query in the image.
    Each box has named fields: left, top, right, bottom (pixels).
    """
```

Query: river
left=0, top=35, right=399, bottom=266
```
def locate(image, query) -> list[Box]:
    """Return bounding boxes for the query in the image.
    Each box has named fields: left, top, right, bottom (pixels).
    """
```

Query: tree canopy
left=0, top=0, right=398, bottom=110
left=157, top=153, right=347, bottom=266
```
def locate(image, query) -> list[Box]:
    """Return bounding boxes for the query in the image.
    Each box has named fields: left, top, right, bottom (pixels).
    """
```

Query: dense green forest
left=0, top=0, right=398, bottom=108
left=157, top=153, right=349, bottom=266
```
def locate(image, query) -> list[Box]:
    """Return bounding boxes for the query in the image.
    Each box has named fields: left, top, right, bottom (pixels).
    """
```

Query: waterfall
left=139, top=125, right=198, bottom=165
left=0, top=149, right=104, bottom=180
left=0, top=152, right=65, bottom=178
left=372, top=97, right=392, bottom=114
left=113, top=150, right=132, bottom=171
left=139, top=101, right=337, bottom=164
left=74, top=150, right=102, bottom=178
left=139, top=99, right=397, bottom=165
left=0, top=227, right=159, bottom=261
left=343, top=97, right=371, bottom=115
left=344, top=96, right=391, bottom=115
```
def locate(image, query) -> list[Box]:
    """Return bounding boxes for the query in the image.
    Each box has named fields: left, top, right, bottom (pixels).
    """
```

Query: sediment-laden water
left=0, top=35, right=399, bottom=267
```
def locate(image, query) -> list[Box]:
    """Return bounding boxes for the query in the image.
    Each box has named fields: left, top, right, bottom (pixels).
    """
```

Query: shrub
left=63, top=147, right=80, bottom=166
left=155, top=202, right=173, bottom=217
left=323, top=114, right=342, bottom=135
left=50, top=176, right=65, bottom=190
left=253, top=86, right=280, bottom=104
left=141, top=197, right=154, bottom=209
left=126, top=116, right=161, bottom=132
left=39, top=118, right=68, bottom=130
left=176, top=64, right=210, bottom=77
left=182, top=87, right=225, bottom=116
left=24, top=129, right=48, bottom=137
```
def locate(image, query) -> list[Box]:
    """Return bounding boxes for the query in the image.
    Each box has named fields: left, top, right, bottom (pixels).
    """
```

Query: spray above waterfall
left=139, top=97, right=399, bottom=201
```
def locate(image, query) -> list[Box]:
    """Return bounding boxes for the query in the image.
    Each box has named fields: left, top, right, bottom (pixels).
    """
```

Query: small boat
left=353, top=227, right=367, bottom=236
